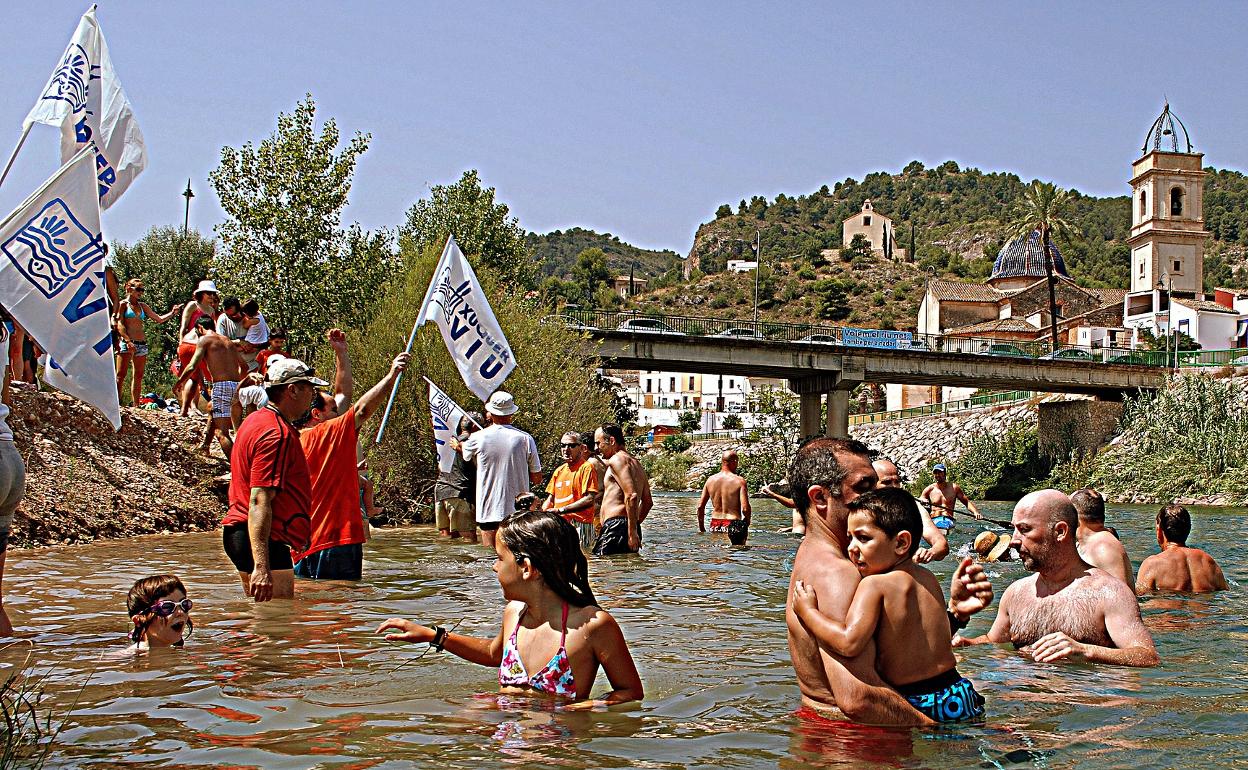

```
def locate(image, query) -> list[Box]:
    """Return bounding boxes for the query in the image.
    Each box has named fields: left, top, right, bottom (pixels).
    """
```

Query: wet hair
left=126, top=575, right=192, bottom=644
left=195, top=316, right=214, bottom=331
left=222, top=296, right=241, bottom=312
left=598, top=423, right=625, bottom=446
left=848, top=487, right=922, bottom=556
left=727, top=520, right=748, bottom=545
left=1158, top=504, right=1191, bottom=544
left=1070, top=488, right=1105, bottom=524
left=789, top=437, right=872, bottom=519
left=500, top=510, right=598, bottom=608
left=242, top=299, right=260, bottom=316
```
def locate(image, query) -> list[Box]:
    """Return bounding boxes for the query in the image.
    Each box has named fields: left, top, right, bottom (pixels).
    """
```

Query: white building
left=622, top=370, right=785, bottom=431
left=842, top=200, right=906, bottom=260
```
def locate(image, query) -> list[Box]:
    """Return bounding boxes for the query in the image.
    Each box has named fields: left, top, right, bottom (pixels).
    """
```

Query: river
left=3, top=496, right=1247, bottom=768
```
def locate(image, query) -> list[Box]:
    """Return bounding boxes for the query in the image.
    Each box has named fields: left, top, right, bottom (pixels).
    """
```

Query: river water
left=4, top=496, right=1247, bottom=769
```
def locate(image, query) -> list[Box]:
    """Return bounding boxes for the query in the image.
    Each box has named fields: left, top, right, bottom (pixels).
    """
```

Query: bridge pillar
left=799, top=392, right=823, bottom=440
left=826, top=389, right=850, bottom=438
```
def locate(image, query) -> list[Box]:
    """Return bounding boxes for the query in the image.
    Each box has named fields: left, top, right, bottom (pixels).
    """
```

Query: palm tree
left=1006, top=181, right=1076, bottom=353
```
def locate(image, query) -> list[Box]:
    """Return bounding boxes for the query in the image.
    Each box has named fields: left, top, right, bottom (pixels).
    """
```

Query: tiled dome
left=991, top=230, right=1067, bottom=282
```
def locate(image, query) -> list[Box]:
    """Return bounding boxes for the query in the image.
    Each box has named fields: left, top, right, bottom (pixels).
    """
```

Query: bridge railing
left=849, top=390, right=1036, bottom=426
left=556, top=308, right=1172, bottom=366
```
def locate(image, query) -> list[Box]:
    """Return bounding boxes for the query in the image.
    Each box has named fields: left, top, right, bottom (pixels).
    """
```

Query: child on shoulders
left=378, top=510, right=643, bottom=707
left=793, top=487, right=984, bottom=723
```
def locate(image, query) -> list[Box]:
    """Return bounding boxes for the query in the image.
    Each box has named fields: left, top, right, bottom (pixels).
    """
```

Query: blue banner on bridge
left=842, top=327, right=914, bottom=350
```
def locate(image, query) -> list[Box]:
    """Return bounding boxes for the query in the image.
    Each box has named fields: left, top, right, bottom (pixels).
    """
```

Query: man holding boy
left=1135, top=504, right=1227, bottom=594
left=786, top=438, right=993, bottom=726
left=956, top=489, right=1159, bottom=667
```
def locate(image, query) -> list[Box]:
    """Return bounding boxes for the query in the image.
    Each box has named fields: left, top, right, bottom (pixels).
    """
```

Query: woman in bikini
left=378, top=510, right=643, bottom=707
left=126, top=574, right=194, bottom=651
left=114, top=278, right=181, bottom=407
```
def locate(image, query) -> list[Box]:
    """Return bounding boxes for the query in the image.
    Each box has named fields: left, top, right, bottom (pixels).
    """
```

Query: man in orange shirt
left=543, top=431, right=600, bottom=548
left=292, top=328, right=409, bottom=580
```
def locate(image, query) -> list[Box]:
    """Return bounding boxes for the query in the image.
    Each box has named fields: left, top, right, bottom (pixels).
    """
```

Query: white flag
left=416, top=236, right=515, bottom=400
left=427, top=378, right=471, bottom=473
left=0, top=145, right=120, bottom=429
left=24, top=5, right=146, bottom=210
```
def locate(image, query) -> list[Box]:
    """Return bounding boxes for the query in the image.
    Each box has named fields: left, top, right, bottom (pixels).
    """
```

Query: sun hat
left=485, top=391, right=519, bottom=416
left=263, top=358, right=329, bottom=387
left=194, top=279, right=220, bottom=296
left=933, top=463, right=947, bottom=472
left=973, top=531, right=1011, bottom=562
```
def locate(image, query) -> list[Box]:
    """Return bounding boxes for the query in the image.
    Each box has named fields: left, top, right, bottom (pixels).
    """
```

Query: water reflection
left=3, top=498, right=1247, bottom=768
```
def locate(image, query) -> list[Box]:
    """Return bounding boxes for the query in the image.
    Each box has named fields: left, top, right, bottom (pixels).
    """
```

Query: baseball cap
left=933, top=463, right=947, bottom=472
left=263, top=358, right=328, bottom=387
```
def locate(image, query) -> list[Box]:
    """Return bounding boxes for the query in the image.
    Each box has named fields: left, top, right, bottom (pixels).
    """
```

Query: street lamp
left=1157, top=272, right=1176, bottom=372
left=752, top=227, right=762, bottom=328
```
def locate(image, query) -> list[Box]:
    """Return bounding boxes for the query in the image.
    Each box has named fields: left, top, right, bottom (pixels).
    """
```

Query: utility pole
left=752, top=227, right=761, bottom=328
left=182, top=179, right=194, bottom=235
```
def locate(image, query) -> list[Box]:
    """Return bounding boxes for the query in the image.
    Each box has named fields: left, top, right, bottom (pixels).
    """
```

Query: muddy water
left=4, top=497, right=1248, bottom=768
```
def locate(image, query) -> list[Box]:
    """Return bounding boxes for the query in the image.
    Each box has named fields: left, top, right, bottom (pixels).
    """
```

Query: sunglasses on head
left=148, top=598, right=192, bottom=617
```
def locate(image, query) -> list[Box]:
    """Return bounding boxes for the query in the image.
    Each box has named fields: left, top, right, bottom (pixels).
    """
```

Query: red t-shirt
left=224, top=406, right=312, bottom=552
left=256, top=349, right=280, bottom=374
left=294, top=412, right=364, bottom=561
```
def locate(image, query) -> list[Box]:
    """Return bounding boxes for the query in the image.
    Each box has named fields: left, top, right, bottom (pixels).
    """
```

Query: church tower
left=1127, top=104, right=1208, bottom=299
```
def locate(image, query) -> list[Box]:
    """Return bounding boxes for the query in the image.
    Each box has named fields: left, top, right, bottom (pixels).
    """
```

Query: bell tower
left=1127, top=104, right=1208, bottom=298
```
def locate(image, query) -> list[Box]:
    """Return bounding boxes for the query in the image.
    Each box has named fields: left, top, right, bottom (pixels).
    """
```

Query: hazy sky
left=1, top=2, right=1244, bottom=254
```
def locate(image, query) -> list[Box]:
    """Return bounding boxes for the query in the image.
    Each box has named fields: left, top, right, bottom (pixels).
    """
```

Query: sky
left=1, top=2, right=1246, bottom=255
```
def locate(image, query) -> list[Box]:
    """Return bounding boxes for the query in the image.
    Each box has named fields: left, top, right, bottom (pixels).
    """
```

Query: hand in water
left=628, top=531, right=640, bottom=552
left=1029, top=631, right=1087, bottom=663
left=377, top=618, right=435, bottom=644
left=249, top=567, right=273, bottom=603
left=949, top=557, right=993, bottom=619
left=951, top=633, right=971, bottom=648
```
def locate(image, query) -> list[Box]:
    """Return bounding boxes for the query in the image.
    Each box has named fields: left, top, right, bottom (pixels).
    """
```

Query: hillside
left=621, top=161, right=1248, bottom=330
left=527, top=227, right=682, bottom=281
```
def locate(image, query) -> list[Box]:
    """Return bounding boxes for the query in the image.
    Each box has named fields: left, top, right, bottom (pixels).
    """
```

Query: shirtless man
left=873, top=458, right=948, bottom=563
left=172, top=317, right=246, bottom=460
left=760, top=480, right=803, bottom=535
left=697, top=450, right=750, bottom=534
left=1070, top=488, right=1134, bottom=585
left=956, top=489, right=1159, bottom=667
left=920, top=463, right=982, bottom=522
left=787, top=438, right=994, bottom=725
left=592, top=423, right=652, bottom=555
left=1136, top=504, right=1227, bottom=594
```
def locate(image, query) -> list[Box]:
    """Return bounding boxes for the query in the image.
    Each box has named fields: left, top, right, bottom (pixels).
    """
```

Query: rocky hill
left=6, top=389, right=227, bottom=549
left=527, top=227, right=682, bottom=281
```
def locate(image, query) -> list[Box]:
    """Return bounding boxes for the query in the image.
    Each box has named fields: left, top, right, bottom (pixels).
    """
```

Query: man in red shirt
left=222, top=357, right=326, bottom=602
left=543, top=431, right=600, bottom=548
left=293, top=331, right=410, bottom=580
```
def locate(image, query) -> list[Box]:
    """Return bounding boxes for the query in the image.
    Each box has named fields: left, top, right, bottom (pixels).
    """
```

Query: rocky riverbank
left=7, top=388, right=228, bottom=549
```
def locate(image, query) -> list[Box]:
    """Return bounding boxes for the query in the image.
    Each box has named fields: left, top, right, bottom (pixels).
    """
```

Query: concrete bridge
left=591, top=330, right=1166, bottom=438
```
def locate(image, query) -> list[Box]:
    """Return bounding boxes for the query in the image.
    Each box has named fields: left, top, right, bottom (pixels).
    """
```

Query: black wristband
left=431, top=625, right=447, bottom=652
left=947, top=610, right=968, bottom=635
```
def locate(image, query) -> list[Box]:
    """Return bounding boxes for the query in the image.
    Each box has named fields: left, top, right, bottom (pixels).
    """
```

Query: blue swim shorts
left=898, top=669, right=985, bottom=723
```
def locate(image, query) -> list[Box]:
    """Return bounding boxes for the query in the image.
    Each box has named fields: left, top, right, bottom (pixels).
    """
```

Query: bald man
left=697, top=450, right=751, bottom=534
left=956, top=490, right=1158, bottom=667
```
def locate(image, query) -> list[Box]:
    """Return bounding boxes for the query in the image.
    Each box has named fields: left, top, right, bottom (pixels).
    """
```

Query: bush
left=722, top=414, right=743, bottom=430
left=908, top=424, right=1052, bottom=501
left=662, top=433, right=692, bottom=453
left=641, top=452, right=695, bottom=490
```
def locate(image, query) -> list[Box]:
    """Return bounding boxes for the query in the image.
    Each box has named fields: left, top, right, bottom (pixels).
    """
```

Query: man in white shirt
left=461, top=391, right=542, bottom=549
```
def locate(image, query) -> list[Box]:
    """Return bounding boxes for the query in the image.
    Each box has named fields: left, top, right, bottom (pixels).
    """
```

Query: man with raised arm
left=1070, top=487, right=1134, bottom=585
left=592, top=423, right=652, bottom=555
left=956, top=489, right=1159, bottom=667
left=920, top=464, right=982, bottom=522
left=292, top=329, right=410, bottom=580
left=873, top=457, right=947, bottom=563
left=697, top=450, right=751, bottom=535
left=787, top=438, right=994, bottom=726
left=1136, top=504, right=1228, bottom=594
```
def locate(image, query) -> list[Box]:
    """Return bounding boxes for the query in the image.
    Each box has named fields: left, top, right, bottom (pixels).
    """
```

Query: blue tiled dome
left=991, top=230, right=1067, bottom=282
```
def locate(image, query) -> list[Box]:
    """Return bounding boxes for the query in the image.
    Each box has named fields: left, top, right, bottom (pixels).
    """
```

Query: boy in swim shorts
left=793, top=487, right=984, bottom=723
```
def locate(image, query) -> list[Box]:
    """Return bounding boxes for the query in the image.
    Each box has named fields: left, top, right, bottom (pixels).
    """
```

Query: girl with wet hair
left=126, top=575, right=193, bottom=649
left=378, top=510, right=643, bottom=706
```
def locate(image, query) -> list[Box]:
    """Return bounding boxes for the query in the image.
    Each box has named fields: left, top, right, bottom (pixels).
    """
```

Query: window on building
left=728, top=378, right=735, bottom=389
left=863, top=216, right=872, bottom=226
left=1139, top=260, right=1145, bottom=277
left=1173, top=260, right=1182, bottom=273
left=1140, top=191, right=1147, bottom=218
left=689, top=376, right=695, bottom=389
left=645, top=379, right=652, bottom=393
left=1171, top=187, right=1184, bottom=217
left=670, top=377, right=676, bottom=391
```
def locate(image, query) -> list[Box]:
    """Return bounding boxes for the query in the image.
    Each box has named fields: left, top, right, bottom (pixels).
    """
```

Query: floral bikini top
left=498, top=602, right=576, bottom=697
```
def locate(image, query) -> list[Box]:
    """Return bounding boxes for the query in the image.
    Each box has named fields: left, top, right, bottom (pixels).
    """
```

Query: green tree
left=739, top=386, right=803, bottom=488
left=722, top=414, right=743, bottom=430
left=1005, top=181, right=1077, bottom=353
left=814, top=279, right=850, bottom=320
left=572, top=247, right=611, bottom=303
left=678, top=409, right=702, bottom=433
left=715, top=204, right=733, bottom=219
left=846, top=233, right=873, bottom=261
left=210, top=94, right=393, bottom=357
left=111, top=226, right=215, bottom=388
left=402, top=169, right=532, bottom=287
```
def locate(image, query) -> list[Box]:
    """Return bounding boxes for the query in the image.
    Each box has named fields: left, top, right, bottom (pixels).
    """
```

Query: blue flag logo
left=2, top=199, right=106, bottom=299
left=39, top=43, right=97, bottom=115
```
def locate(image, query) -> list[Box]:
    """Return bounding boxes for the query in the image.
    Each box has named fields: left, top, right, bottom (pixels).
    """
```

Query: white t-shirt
left=244, top=313, right=270, bottom=345
left=462, top=423, right=541, bottom=524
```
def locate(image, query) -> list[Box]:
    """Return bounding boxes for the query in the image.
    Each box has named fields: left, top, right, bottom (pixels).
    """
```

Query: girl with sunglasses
left=126, top=575, right=193, bottom=649
left=378, top=510, right=643, bottom=707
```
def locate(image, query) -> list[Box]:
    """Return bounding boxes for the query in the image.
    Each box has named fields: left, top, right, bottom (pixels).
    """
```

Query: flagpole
left=422, top=375, right=484, bottom=429
left=0, top=124, right=33, bottom=192
left=374, top=318, right=422, bottom=445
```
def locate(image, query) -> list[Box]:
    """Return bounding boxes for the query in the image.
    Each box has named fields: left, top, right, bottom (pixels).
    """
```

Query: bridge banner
left=842, top=327, right=914, bottom=350
left=0, top=144, right=120, bottom=429
left=416, top=236, right=515, bottom=401
left=23, top=5, right=147, bottom=210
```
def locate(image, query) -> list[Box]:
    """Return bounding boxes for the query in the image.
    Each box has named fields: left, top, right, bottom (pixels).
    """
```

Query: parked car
left=539, top=314, right=594, bottom=331
left=616, top=318, right=685, bottom=336
left=712, top=327, right=765, bottom=340
left=798, top=333, right=839, bottom=345
left=1039, top=347, right=1095, bottom=361
left=1109, top=352, right=1151, bottom=365
left=979, top=343, right=1031, bottom=358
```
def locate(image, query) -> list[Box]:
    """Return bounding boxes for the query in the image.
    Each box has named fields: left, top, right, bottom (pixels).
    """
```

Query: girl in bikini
left=378, top=510, right=643, bottom=707
left=114, top=278, right=181, bottom=407
left=126, top=575, right=194, bottom=651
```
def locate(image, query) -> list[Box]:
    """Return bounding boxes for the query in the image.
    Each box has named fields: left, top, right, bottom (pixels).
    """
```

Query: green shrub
left=662, top=433, right=692, bottom=453
left=641, top=452, right=694, bottom=490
